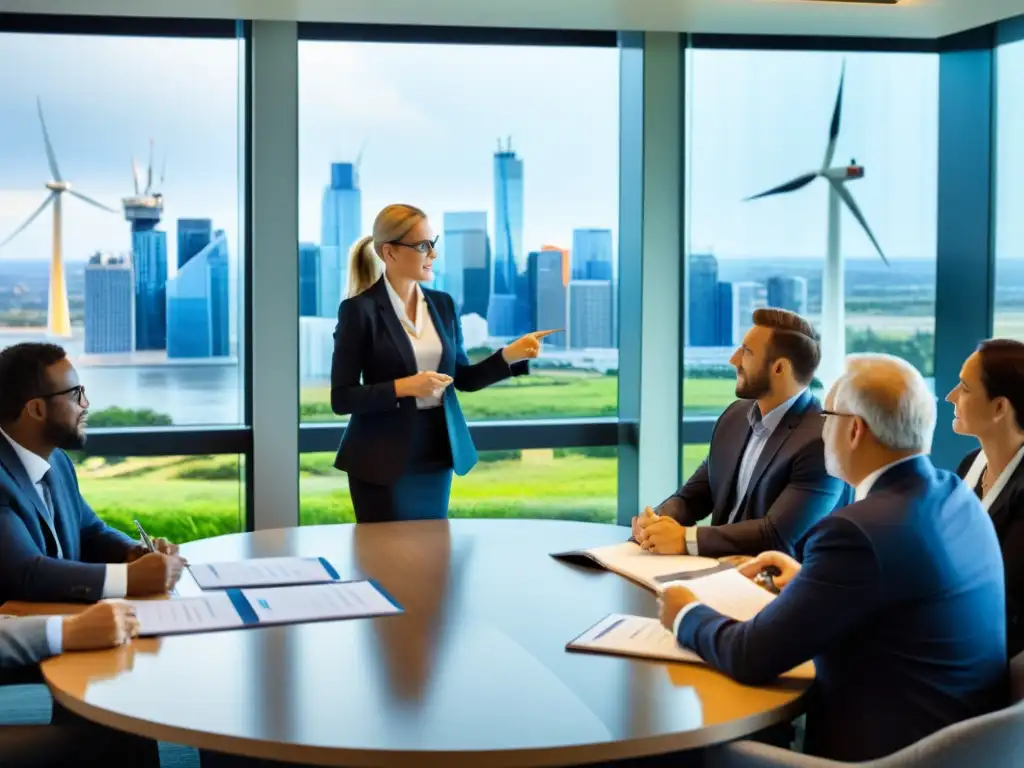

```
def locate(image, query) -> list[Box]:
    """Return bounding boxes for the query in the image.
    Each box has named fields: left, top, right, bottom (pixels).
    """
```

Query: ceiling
left=4, top=0, right=1024, bottom=39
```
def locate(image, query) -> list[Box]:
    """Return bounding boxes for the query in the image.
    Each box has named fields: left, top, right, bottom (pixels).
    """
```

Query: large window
left=683, top=49, right=939, bottom=426
left=995, top=37, right=1024, bottom=339
left=0, top=30, right=246, bottom=429
left=297, top=40, right=620, bottom=426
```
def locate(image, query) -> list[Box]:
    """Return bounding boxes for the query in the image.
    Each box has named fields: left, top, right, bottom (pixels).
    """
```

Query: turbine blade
left=146, top=138, right=154, bottom=195
left=132, top=157, right=142, bottom=195
left=68, top=189, right=118, bottom=214
left=36, top=97, right=62, bottom=182
left=0, top=193, right=56, bottom=249
left=822, top=61, right=845, bottom=169
left=745, top=172, right=818, bottom=201
left=160, top=154, right=167, bottom=187
left=831, top=179, right=889, bottom=266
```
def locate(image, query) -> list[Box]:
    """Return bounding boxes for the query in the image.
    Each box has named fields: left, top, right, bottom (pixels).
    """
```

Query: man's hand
left=738, top=551, right=802, bottom=591
left=631, top=506, right=658, bottom=540
left=127, top=537, right=183, bottom=563
left=126, top=552, right=185, bottom=596
left=637, top=513, right=687, bottom=555
left=62, top=602, right=140, bottom=652
left=658, top=585, right=699, bottom=631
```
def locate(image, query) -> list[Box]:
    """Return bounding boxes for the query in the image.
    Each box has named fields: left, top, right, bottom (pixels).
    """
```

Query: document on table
left=551, top=541, right=730, bottom=591
left=568, top=613, right=703, bottom=664
left=662, top=568, right=776, bottom=621
left=125, top=580, right=402, bottom=637
left=189, top=556, right=340, bottom=590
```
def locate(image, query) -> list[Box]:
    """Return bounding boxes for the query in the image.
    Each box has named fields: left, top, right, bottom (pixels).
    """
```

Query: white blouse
left=963, top=443, right=1024, bottom=512
left=383, top=278, right=444, bottom=410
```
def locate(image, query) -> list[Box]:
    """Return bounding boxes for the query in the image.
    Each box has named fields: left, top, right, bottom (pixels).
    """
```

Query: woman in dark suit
left=946, top=338, right=1024, bottom=656
left=331, top=203, right=554, bottom=523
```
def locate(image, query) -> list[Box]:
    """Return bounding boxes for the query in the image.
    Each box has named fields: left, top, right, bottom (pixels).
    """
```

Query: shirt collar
left=383, top=276, right=424, bottom=335
left=854, top=454, right=922, bottom=502
left=0, top=426, right=51, bottom=484
left=748, top=389, right=805, bottom=438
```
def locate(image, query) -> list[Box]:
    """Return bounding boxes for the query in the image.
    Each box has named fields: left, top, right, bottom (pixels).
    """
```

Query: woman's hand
left=395, top=371, right=453, bottom=399
left=502, top=329, right=560, bottom=364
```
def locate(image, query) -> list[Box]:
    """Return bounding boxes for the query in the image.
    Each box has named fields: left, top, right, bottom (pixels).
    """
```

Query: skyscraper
left=767, top=275, right=809, bottom=315
left=730, top=281, right=767, bottom=346
left=688, top=253, right=720, bottom=347
left=716, top=281, right=734, bottom=347
left=493, top=141, right=524, bottom=296
left=166, top=229, right=230, bottom=358
left=570, top=280, right=614, bottom=349
left=177, top=218, right=213, bottom=270
left=132, top=228, right=168, bottom=351
left=572, top=228, right=613, bottom=281
left=445, top=212, right=490, bottom=318
left=320, top=162, right=362, bottom=317
left=528, top=250, right=567, bottom=349
left=84, top=252, right=133, bottom=354
left=299, top=243, right=321, bottom=317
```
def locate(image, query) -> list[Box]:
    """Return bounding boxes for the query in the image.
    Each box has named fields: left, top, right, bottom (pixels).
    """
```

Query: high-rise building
left=166, top=229, right=230, bottom=358
left=716, top=281, right=734, bottom=347
left=688, top=253, right=720, bottom=347
left=569, top=280, right=614, bottom=349
left=528, top=250, right=567, bottom=349
left=132, top=229, right=168, bottom=351
left=572, top=228, right=613, bottom=281
left=84, top=252, right=133, bottom=354
left=320, top=162, right=362, bottom=318
left=445, top=212, right=490, bottom=318
left=177, top=218, right=213, bottom=270
left=730, top=281, right=767, bottom=346
left=493, top=142, right=524, bottom=296
left=767, top=275, right=809, bottom=315
left=299, top=243, right=321, bottom=317
left=487, top=294, right=518, bottom=339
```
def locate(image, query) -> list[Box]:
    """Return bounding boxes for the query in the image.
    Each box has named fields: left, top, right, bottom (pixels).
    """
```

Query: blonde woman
left=331, top=204, right=553, bottom=523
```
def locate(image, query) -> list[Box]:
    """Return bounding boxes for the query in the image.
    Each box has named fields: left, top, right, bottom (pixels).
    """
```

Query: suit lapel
left=370, top=278, right=418, bottom=375
left=0, top=436, right=62, bottom=554
left=422, top=290, right=454, bottom=372
left=742, top=392, right=811, bottom=504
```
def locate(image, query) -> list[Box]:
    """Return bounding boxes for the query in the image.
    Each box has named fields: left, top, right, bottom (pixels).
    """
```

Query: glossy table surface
left=8, top=520, right=812, bottom=766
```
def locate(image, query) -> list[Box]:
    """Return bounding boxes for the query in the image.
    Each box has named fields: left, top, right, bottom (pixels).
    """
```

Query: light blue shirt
left=684, top=389, right=806, bottom=555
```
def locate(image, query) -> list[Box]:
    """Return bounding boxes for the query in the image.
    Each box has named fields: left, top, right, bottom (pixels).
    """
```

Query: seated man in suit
left=659, top=354, right=1007, bottom=762
left=636, top=308, right=850, bottom=558
left=0, top=343, right=185, bottom=604
left=0, top=603, right=158, bottom=767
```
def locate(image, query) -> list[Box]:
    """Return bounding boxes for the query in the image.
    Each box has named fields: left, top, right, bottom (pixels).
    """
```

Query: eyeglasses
left=820, top=409, right=857, bottom=419
left=388, top=237, right=439, bottom=254
left=39, top=385, right=86, bottom=407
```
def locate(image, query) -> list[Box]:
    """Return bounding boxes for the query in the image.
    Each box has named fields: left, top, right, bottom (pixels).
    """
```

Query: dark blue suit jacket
left=657, top=390, right=852, bottom=558
left=0, top=437, right=138, bottom=604
left=331, top=277, right=528, bottom=485
left=678, top=456, right=1007, bottom=762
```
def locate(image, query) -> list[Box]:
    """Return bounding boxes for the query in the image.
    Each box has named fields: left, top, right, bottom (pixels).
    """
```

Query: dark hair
left=752, top=307, right=821, bottom=385
left=0, top=343, right=68, bottom=423
left=977, top=338, right=1024, bottom=431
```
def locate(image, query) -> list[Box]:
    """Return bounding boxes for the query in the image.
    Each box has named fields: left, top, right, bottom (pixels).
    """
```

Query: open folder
left=125, top=580, right=402, bottom=637
left=551, top=541, right=731, bottom=592
left=189, top=556, right=340, bottom=590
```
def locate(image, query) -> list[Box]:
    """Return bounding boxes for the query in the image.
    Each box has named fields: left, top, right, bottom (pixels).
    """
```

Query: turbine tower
left=745, top=62, right=889, bottom=389
left=0, top=98, right=117, bottom=338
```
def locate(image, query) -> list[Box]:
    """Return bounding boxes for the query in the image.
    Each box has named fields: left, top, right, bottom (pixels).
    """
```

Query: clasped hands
left=632, top=507, right=687, bottom=554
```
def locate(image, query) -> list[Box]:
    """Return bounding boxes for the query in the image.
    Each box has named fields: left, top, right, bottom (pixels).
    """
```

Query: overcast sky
left=0, top=33, right=967, bottom=274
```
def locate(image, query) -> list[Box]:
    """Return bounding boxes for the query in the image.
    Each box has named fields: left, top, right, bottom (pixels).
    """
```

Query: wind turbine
left=0, top=98, right=117, bottom=338
left=745, top=62, right=889, bottom=389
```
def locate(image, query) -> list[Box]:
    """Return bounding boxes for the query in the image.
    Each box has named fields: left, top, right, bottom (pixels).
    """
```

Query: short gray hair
left=833, top=353, right=936, bottom=452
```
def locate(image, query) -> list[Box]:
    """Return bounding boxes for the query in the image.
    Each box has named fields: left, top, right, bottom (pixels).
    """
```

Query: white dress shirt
left=0, top=427, right=127, bottom=655
left=384, top=278, right=445, bottom=410
left=684, top=390, right=806, bottom=555
left=962, top=444, right=1024, bottom=512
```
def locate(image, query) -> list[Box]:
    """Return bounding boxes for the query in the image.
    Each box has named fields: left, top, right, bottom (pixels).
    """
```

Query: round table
left=40, top=520, right=812, bottom=766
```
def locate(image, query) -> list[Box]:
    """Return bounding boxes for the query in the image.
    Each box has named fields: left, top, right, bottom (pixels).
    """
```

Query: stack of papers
left=551, top=541, right=729, bottom=591
left=189, top=556, right=340, bottom=590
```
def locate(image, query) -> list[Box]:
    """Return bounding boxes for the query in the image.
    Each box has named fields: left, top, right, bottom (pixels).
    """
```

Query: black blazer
left=679, top=456, right=1007, bottom=762
left=656, top=390, right=852, bottom=558
left=331, top=277, right=528, bottom=485
left=0, top=437, right=138, bottom=604
left=957, top=447, right=1024, bottom=658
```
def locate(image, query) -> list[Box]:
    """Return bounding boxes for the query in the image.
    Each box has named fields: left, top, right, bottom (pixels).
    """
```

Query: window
left=683, top=49, right=939, bottom=425
left=0, top=29, right=246, bottom=428
left=76, top=453, right=245, bottom=542
left=995, top=38, right=1024, bottom=339
left=299, top=448, right=617, bottom=525
left=297, top=40, right=620, bottom=426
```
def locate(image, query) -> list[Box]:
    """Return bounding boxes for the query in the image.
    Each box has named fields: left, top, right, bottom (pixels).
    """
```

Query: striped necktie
left=39, top=470, right=64, bottom=559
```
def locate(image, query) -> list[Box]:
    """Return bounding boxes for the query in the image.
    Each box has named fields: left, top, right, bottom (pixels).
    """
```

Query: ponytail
left=347, top=235, right=381, bottom=298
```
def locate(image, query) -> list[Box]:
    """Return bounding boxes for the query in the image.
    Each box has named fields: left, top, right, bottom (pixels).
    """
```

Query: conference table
left=3, top=519, right=813, bottom=766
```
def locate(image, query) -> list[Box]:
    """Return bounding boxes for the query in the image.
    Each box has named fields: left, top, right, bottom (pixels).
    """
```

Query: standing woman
left=946, top=338, right=1024, bottom=657
left=331, top=203, right=551, bottom=523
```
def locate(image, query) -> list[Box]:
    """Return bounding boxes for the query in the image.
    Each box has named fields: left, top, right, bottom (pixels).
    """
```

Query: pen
left=134, top=519, right=155, bottom=552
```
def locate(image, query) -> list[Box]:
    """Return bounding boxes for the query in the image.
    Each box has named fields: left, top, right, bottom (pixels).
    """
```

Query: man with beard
left=0, top=343, right=185, bottom=604
left=636, top=309, right=851, bottom=559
